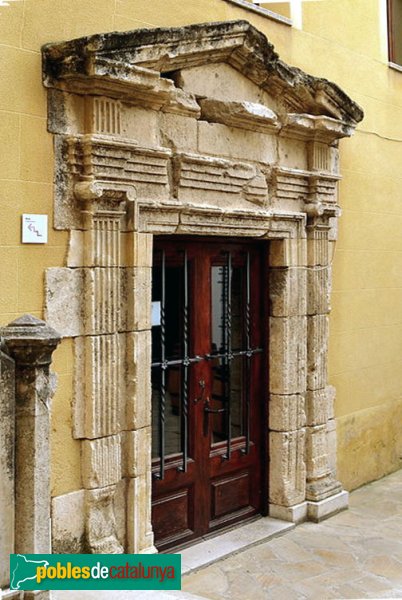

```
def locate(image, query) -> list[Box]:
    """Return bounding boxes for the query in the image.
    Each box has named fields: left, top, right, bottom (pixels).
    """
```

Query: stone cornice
left=42, top=20, right=364, bottom=126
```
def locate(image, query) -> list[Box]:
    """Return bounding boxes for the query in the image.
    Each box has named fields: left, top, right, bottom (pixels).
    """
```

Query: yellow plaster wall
left=1, top=0, right=401, bottom=496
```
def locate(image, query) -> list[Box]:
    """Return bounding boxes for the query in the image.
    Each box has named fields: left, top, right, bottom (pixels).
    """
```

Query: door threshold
left=179, top=516, right=294, bottom=575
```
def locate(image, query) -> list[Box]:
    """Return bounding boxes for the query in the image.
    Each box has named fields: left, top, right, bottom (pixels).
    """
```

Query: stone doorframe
left=42, top=20, right=363, bottom=554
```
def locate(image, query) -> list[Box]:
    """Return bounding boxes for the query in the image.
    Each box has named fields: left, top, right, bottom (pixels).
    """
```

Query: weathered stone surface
left=45, top=268, right=84, bottom=338
left=198, top=121, right=276, bottom=165
left=173, top=152, right=268, bottom=207
left=308, top=141, right=339, bottom=174
left=126, top=473, right=154, bottom=553
left=159, top=112, right=198, bottom=152
left=269, top=430, right=306, bottom=507
left=123, top=427, right=151, bottom=478
left=1, top=316, right=61, bottom=559
left=52, top=490, right=85, bottom=553
left=307, top=315, right=328, bottom=391
left=307, top=226, right=330, bottom=266
left=42, top=21, right=363, bottom=125
left=306, top=387, right=334, bottom=427
left=269, top=316, right=307, bottom=395
left=67, top=230, right=84, bottom=267
left=126, top=331, right=152, bottom=431
left=124, top=267, right=152, bottom=331
left=199, top=98, right=280, bottom=134
left=120, top=105, right=159, bottom=146
left=283, top=113, right=355, bottom=143
left=122, top=232, right=153, bottom=268
left=307, top=266, right=330, bottom=315
left=278, top=138, right=307, bottom=171
left=68, top=135, right=171, bottom=204
left=269, top=394, right=306, bottom=432
left=82, top=434, right=122, bottom=489
left=269, top=267, right=307, bottom=317
left=269, top=237, right=307, bottom=268
left=327, top=418, right=337, bottom=474
left=0, top=351, right=15, bottom=588
left=305, top=424, right=331, bottom=481
left=73, top=334, right=125, bottom=439
left=85, top=485, right=123, bottom=554
left=178, top=62, right=277, bottom=105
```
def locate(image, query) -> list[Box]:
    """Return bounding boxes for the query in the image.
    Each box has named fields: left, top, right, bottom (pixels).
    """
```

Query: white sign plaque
left=22, top=214, right=48, bottom=244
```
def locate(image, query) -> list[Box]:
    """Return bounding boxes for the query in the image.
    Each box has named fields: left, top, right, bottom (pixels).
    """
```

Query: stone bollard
left=1, top=315, right=61, bottom=600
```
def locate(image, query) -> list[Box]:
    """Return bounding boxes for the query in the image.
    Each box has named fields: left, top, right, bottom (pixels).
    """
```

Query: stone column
left=268, top=235, right=308, bottom=523
left=75, top=182, right=128, bottom=554
left=1, top=315, right=61, bottom=557
left=1, top=315, right=60, bottom=600
left=305, top=222, right=348, bottom=520
left=124, top=232, right=155, bottom=553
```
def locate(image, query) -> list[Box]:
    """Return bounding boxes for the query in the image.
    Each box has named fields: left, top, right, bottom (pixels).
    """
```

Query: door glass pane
left=210, top=259, right=245, bottom=444
left=151, top=255, right=185, bottom=459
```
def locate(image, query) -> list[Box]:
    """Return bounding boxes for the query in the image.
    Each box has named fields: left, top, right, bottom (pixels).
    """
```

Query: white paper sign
left=152, top=301, right=161, bottom=326
left=22, top=214, right=48, bottom=244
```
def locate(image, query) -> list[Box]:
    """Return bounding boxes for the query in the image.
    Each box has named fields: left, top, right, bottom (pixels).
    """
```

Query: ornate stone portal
left=42, top=20, right=363, bottom=553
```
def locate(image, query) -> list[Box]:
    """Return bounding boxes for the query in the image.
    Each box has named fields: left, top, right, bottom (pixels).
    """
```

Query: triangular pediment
left=42, top=20, right=363, bottom=126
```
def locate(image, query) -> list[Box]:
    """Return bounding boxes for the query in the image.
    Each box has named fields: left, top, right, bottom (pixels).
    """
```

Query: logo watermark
left=10, top=554, right=181, bottom=591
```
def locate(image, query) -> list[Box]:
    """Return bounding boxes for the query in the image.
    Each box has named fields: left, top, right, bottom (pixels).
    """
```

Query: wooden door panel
left=151, top=238, right=266, bottom=551
left=211, top=472, right=250, bottom=519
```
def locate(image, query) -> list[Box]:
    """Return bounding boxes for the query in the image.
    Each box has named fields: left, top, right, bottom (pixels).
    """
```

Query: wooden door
left=151, top=238, right=266, bottom=551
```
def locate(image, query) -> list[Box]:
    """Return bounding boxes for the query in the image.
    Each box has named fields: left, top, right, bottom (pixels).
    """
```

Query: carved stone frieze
left=173, top=152, right=268, bottom=206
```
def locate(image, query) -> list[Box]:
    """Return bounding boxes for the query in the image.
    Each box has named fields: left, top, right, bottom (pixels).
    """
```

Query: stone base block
left=269, top=501, right=307, bottom=524
left=307, top=490, right=349, bottom=522
left=52, top=490, right=85, bottom=553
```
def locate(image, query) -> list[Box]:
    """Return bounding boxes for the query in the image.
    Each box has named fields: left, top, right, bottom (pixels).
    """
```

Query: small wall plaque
left=22, top=214, right=48, bottom=244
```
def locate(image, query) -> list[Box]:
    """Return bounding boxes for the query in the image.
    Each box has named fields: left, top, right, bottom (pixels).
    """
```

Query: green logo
left=10, top=554, right=181, bottom=591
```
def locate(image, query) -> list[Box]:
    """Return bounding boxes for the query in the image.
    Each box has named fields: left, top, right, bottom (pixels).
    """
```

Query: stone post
left=1, top=315, right=61, bottom=570
left=305, top=222, right=348, bottom=520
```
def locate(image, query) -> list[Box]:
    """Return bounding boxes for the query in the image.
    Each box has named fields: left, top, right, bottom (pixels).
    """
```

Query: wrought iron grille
left=151, top=247, right=262, bottom=480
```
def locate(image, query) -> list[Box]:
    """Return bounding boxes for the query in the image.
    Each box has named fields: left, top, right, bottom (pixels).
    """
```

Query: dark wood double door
left=151, top=238, right=266, bottom=551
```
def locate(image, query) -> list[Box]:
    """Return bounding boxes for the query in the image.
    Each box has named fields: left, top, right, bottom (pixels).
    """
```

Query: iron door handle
left=204, top=398, right=225, bottom=414
left=194, top=379, right=206, bottom=404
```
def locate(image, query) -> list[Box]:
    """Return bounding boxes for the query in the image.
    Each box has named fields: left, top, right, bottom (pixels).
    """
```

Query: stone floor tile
left=328, top=581, right=369, bottom=599
left=309, top=547, right=360, bottom=569
left=259, top=584, right=308, bottom=600
left=269, top=537, right=314, bottom=562
left=267, top=559, right=329, bottom=583
left=183, top=469, right=402, bottom=600
left=181, top=565, right=229, bottom=599
left=362, top=554, right=402, bottom=584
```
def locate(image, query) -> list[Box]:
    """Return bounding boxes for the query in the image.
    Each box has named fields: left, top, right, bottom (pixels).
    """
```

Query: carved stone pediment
left=43, top=20, right=363, bottom=124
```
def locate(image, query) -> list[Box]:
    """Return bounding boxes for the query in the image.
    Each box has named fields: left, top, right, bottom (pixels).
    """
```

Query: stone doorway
left=42, top=20, right=363, bottom=554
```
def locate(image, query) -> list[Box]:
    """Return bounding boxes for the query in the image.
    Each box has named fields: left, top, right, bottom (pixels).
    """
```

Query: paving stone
left=183, top=469, right=402, bottom=599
